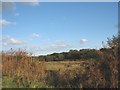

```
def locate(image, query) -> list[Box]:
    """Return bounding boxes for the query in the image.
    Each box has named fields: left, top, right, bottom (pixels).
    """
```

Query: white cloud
left=32, top=33, right=40, bottom=38
left=9, top=38, right=23, bottom=45
left=0, top=19, right=16, bottom=25
left=80, top=38, right=88, bottom=44
left=0, top=19, right=11, bottom=25
left=2, top=36, right=25, bottom=45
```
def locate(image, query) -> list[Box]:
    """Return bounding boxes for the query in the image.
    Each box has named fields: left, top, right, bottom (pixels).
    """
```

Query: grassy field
left=45, top=61, right=83, bottom=70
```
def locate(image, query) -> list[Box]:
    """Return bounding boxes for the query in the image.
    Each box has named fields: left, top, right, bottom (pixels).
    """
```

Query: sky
left=0, top=2, right=118, bottom=55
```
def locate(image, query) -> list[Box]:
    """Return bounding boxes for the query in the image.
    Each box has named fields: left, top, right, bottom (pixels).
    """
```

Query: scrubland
left=1, top=47, right=118, bottom=88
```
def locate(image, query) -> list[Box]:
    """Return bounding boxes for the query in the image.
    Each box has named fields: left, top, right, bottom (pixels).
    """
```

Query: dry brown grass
left=2, top=48, right=45, bottom=88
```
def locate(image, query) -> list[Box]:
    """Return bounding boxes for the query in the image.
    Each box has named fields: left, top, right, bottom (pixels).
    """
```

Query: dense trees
left=38, top=49, right=111, bottom=61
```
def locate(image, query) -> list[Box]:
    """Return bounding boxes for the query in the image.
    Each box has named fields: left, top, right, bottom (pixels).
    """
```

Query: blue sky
left=1, top=2, right=118, bottom=55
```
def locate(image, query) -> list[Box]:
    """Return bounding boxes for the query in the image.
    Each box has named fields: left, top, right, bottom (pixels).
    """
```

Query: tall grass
left=2, top=48, right=45, bottom=88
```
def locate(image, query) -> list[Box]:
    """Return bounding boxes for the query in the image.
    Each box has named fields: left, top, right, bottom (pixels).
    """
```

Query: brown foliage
left=2, top=48, right=45, bottom=88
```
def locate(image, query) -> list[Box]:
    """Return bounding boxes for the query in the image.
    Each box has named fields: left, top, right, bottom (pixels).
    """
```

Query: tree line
left=38, top=48, right=113, bottom=61
left=38, top=35, right=118, bottom=61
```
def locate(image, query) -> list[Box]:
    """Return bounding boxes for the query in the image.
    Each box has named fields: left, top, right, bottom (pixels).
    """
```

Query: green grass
left=2, top=76, right=54, bottom=88
left=2, top=76, right=18, bottom=88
